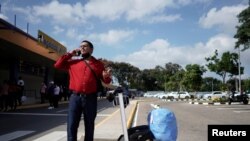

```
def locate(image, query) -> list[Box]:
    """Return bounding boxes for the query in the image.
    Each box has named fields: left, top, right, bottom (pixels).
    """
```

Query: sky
left=1, top=0, right=250, bottom=81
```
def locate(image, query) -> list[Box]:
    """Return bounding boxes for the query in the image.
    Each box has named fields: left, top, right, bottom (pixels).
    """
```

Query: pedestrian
left=53, top=83, right=60, bottom=108
left=54, top=40, right=112, bottom=141
left=2, top=80, right=9, bottom=112
left=17, top=76, right=24, bottom=105
left=40, top=82, right=47, bottom=104
left=8, top=81, right=19, bottom=111
left=47, top=81, right=55, bottom=109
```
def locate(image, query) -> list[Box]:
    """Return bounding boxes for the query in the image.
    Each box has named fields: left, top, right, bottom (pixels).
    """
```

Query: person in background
left=54, top=40, right=112, bottom=141
left=53, top=83, right=60, bottom=108
left=8, top=81, right=19, bottom=111
left=40, top=82, right=47, bottom=104
left=17, top=76, right=24, bottom=106
left=1, top=80, right=9, bottom=112
left=47, top=81, right=55, bottom=109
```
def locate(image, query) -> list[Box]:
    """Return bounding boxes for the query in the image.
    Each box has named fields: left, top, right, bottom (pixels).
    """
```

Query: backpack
left=147, top=108, right=178, bottom=141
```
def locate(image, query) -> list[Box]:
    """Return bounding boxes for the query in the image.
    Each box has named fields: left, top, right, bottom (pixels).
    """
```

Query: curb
left=189, top=101, right=228, bottom=105
left=126, top=101, right=138, bottom=128
left=162, top=99, right=190, bottom=102
left=16, top=101, right=69, bottom=109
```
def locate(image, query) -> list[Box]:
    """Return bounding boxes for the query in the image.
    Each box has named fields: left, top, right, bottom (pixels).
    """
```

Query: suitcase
left=117, top=125, right=154, bottom=141
left=116, top=93, right=154, bottom=141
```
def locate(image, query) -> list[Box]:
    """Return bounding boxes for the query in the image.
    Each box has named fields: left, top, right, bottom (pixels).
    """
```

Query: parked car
left=166, top=91, right=190, bottom=99
left=152, top=92, right=165, bottom=98
left=196, top=92, right=210, bottom=99
left=178, top=91, right=191, bottom=99
left=203, top=91, right=228, bottom=100
left=158, top=92, right=170, bottom=99
left=246, top=91, right=250, bottom=98
left=143, top=92, right=155, bottom=98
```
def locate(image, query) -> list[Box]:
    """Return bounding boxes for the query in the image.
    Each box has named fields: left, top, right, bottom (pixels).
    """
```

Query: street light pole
left=164, top=76, right=167, bottom=92
left=238, top=46, right=241, bottom=93
left=212, top=79, right=213, bottom=92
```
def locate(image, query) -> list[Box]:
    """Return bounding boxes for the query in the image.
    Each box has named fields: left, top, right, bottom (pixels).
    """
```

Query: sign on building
left=37, top=30, right=67, bottom=55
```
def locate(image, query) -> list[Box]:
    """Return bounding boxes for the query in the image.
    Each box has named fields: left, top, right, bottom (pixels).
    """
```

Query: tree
left=109, top=61, right=140, bottom=88
left=200, top=77, right=221, bottom=91
left=181, top=64, right=206, bottom=91
left=166, top=70, right=185, bottom=91
left=164, top=63, right=183, bottom=91
left=205, top=50, right=243, bottom=84
left=234, top=3, right=250, bottom=51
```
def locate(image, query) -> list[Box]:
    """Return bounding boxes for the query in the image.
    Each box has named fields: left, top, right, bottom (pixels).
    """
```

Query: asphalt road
left=1, top=98, right=250, bottom=141
left=0, top=98, right=118, bottom=141
left=133, top=99, right=250, bottom=141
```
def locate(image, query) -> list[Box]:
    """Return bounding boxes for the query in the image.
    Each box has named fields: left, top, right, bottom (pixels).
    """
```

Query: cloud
left=143, top=14, right=182, bottom=24
left=7, top=0, right=210, bottom=26
left=113, top=34, right=250, bottom=78
left=199, top=4, right=247, bottom=34
left=114, top=34, right=231, bottom=69
left=0, top=13, right=8, bottom=20
left=86, top=29, right=136, bottom=45
left=53, top=25, right=64, bottom=34
left=125, top=0, right=174, bottom=21
left=176, top=0, right=212, bottom=6
left=84, top=0, right=180, bottom=23
left=83, top=0, right=128, bottom=21
left=31, top=0, right=86, bottom=25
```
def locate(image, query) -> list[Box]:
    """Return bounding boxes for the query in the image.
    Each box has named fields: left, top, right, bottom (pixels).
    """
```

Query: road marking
left=97, top=107, right=106, bottom=112
left=0, top=112, right=111, bottom=117
left=0, top=113, right=68, bottom=116
left=233, top=110, right=250, bottom=113
left=0, top=131, right=35, bottom=141
left=217, top=107, right=250, bottom=110
left=95, top=109, right=120, bottom=128
left=132, top=103, right=139, bottom=127
left=33, top=131, right=67, bottom=141
left=56, top=109, right=68, bottom=113
left=56, top=107, right=107, bottom=113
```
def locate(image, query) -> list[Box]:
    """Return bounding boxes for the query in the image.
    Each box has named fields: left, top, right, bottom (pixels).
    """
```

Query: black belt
left=71, top=91, right=87, bottom=96
left=71, top=91, right=95, bottom=97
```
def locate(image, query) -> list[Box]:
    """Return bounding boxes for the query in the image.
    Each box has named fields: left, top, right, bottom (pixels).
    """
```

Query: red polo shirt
left=54, top=53, right=111, bottom=94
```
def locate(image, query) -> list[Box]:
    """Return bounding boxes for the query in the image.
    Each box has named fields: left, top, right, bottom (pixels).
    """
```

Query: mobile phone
left=76, top=50, right=81, bottom=56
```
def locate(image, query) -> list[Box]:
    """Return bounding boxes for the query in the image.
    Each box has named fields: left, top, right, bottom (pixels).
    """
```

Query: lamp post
left=238, top=47, right=241, bottom=93
left=211, top=79, right=214, bottom=92
left=164, top=76, right=167, bottom=92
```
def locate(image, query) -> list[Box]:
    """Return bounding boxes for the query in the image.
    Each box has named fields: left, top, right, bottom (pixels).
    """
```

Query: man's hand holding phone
left=70, top=49, right=81, bottom=56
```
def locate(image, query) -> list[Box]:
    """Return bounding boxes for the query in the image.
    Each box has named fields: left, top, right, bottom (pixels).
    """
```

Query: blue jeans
left=67, top=93, right=97, bottom=141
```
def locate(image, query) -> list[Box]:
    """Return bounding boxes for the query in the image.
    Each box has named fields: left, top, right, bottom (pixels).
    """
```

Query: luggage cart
left=117, top=93, right=154, bottom=141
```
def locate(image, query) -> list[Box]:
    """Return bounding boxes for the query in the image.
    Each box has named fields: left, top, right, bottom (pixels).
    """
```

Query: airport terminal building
left=0, top=18, right=68, bottom=100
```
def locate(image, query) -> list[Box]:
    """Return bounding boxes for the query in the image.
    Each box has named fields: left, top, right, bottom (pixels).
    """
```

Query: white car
left=196, top=92, right=210, bottom=99
left=178, top=91, right=191, bottom=99
left=203, top=91, right=228, bottom=99
left=158, top=92, right=170, bottom=99
left=152, top=92, right=165, bottom=98
left=166, top=91, right=190, bottom=99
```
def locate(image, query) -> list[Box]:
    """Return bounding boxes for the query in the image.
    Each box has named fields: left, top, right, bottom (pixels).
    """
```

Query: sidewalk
left=16, top=97, right=138, bottom=141
left=93, top=100, right=137, bottom=141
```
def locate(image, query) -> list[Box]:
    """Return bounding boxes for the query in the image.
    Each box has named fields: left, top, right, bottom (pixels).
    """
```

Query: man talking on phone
left=54, top=40, right=112, bottom=141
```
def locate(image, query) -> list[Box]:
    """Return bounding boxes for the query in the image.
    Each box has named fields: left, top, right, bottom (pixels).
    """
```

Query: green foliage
left=234, top=5, right=250, bottom=50
left=242, top=78, right=250, bottom=92
left=181, top=64, right=206, bottom=91
left=212, top=97, right=228, bottom=103
left=205, top=50, right=244, bottom=84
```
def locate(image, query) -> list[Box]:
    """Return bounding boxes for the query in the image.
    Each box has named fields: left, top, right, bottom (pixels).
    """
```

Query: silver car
left=203, top=91, right=228, bottom=99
